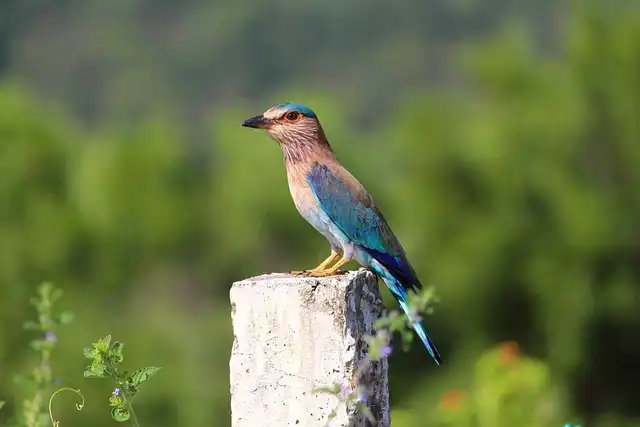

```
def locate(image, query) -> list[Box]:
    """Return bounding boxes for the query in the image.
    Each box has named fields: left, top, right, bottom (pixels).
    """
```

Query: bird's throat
left=282, top=139, right=333, bottom=166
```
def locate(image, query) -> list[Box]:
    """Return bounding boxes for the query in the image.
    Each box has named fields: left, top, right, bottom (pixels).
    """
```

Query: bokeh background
left=0, top=0, right=639, bottom=426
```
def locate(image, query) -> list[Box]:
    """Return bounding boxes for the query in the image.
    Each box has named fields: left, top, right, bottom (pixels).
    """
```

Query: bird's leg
left=290, top=251, right=340, bottom=276
left=304, top=255, right=352, bottom=277
left=308, top=251, right=341, bottom=272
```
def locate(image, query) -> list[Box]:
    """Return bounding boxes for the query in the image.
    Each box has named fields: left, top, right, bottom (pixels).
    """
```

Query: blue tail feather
left=370, top=260, right=442, bottom=365
left=397, top=298, right=442, bottom=365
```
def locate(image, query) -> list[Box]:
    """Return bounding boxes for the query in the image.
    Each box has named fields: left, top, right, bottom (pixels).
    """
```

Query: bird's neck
left=281, top=128, right=335, bottom=167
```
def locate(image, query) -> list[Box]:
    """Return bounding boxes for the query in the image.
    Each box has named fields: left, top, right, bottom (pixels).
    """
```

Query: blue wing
left=306, top=163, right=421, bottom=291
left=308, top=163, right=442, bottom=364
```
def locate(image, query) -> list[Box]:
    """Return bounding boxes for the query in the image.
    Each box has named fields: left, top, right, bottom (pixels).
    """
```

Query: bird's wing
left=307, top=162, right=422, bottom=290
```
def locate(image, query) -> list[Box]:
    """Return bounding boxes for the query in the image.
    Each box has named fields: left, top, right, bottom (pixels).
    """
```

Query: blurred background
left=0, top=0, right=638, bottom=426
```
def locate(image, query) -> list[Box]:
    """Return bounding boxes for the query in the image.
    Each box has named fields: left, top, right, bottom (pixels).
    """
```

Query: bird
left=241, top=102, right=441, bottom=365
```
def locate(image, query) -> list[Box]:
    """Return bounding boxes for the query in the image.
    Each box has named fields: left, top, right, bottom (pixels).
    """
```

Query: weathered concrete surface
left=230, top=269, right=389, bottom=427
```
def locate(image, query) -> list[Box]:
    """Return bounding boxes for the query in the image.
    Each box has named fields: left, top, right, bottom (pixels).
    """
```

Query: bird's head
left=241, top=102, right=324, bottom=146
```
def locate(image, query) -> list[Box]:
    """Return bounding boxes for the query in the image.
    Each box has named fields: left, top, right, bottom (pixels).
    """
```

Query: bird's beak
left=241, top=115, right=273, bottom=129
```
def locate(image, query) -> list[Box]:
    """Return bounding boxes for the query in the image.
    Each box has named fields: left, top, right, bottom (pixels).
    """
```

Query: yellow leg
left=304, top=255, right=352, bottom=277
left=290, top=251, right=340, bottom=276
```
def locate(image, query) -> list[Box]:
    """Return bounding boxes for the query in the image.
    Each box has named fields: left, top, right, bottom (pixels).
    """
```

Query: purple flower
left=339, top=382, right=351, bottom=397
left=44, top=331, right=57, bottom=342
left=380, top=344, right=392, bottom=358
left=409, top=308, right=423, bottom=323
left=112, top=388, right=120, bottom=397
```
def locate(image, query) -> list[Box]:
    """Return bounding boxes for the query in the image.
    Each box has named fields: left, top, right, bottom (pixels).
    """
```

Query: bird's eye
left=285, top=111, right=299, bottom=121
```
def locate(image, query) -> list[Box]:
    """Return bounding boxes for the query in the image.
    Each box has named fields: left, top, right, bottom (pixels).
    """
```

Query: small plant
left=315, top=287, right=439, bottom=425
left=9, top=282, right=75, bottom=427
left=1, top=283, right=160, bottom=427
left=83, top=335, right=161, bottom=426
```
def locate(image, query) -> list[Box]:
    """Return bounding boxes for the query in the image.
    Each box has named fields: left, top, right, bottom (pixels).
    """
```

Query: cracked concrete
left=229, top=269, right=389, bottom=427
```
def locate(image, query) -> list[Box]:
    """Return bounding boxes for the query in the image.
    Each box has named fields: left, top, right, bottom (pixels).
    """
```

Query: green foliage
left=2, top=284, right=160, bottom=427
left=83, top=336, right=161, bottom=424
left=433, top=342, right=566, bottom=427
left=0, top=0, right=556, bottom=125
left=6, top=283, right=72, bottom=427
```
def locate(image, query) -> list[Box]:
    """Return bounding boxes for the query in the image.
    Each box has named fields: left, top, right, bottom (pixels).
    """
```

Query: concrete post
left=229, top=269, right=390, bottom=427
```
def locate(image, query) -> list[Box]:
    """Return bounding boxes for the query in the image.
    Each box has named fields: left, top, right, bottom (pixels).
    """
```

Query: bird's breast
left=285, top=163, right=339, bottom=247
left=286, top=166, right=320, bottom=221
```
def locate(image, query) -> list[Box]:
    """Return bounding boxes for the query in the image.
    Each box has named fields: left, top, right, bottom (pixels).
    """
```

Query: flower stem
left=128, top=402, right=140, bottom=427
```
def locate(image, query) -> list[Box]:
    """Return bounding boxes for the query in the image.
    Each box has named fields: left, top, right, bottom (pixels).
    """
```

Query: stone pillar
left=230, top=269, right=389, bottom=427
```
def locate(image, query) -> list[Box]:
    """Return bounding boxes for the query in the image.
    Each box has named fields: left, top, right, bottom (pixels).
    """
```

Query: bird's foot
left=289, top=256, right=352, bottom=277
left=289, top=270, right=312, bottom=276
left=302, top=268, right=348, bottom=277
left=288, top=268, right=348, bottom=277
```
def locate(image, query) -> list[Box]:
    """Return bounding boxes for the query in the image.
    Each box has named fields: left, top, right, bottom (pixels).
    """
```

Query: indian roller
left=241, top=102, right=442, bottom=365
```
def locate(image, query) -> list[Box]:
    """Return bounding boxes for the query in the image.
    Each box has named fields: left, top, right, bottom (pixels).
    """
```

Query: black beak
left=241, top=115, right=273, bottom=129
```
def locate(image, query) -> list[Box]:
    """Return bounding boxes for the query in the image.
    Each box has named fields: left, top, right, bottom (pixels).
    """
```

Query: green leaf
left=401, top=330, right=414, bottom=352
left=31, top=338, right=56, bottom=352
left=103, top=364, right=115, bottom=377
left=109, top=395, right=124, bottom=407
left=84, top=365, right=99, bottom=378
left=57, top=310, right=75, bottom=325
left=128, top=366, right=161, bottom=388
left=83, top=346, right=94, bottom=359
left=94, top=335, right=111, bottom=354
left=0, top=400, right=5, bottom=410
left=84, top=362, right=106, bottom=378
left=23, top=320, right=40, bottom=331
left=51, top=289, right=63, bottom=304
left=102, top=335, right=112, bottom=347
left=312, top=384, right=341, bottom=395
left=355, top=402, right=376, bottom=423
left=111, top=407, right=130, bottom=422
left=29, top=339, right=46, bottom=351
left=38, top=282, right=54, bottom=295
left=109, top=341, right=124, bottom=363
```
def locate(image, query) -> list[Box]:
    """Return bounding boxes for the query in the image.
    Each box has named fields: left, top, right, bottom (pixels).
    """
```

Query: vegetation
left=0, top=1, right=638, bottom=426
left=1, top=284, right=160, bottom=427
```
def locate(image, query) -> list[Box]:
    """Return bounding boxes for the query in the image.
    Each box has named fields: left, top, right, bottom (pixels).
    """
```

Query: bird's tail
left=370, top=260, right=442, bottom=365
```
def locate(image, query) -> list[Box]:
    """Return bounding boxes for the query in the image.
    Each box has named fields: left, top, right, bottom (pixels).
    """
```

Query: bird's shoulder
left=307, top=160, right=407, bottom=257
left=306, top=161, right=418, bottom=285
left=307, top=160, right=376, bottom=209
left=307, top=161, right=399, bottom=236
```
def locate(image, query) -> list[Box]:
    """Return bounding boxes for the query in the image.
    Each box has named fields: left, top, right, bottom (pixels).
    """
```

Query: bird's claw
left=288, top=269, right=348, bottom=277
left=289, top=270, right=311, bottom=276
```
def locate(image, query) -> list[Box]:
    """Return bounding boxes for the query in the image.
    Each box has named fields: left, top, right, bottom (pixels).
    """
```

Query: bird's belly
left=297, top=201, right=342, bottom=249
